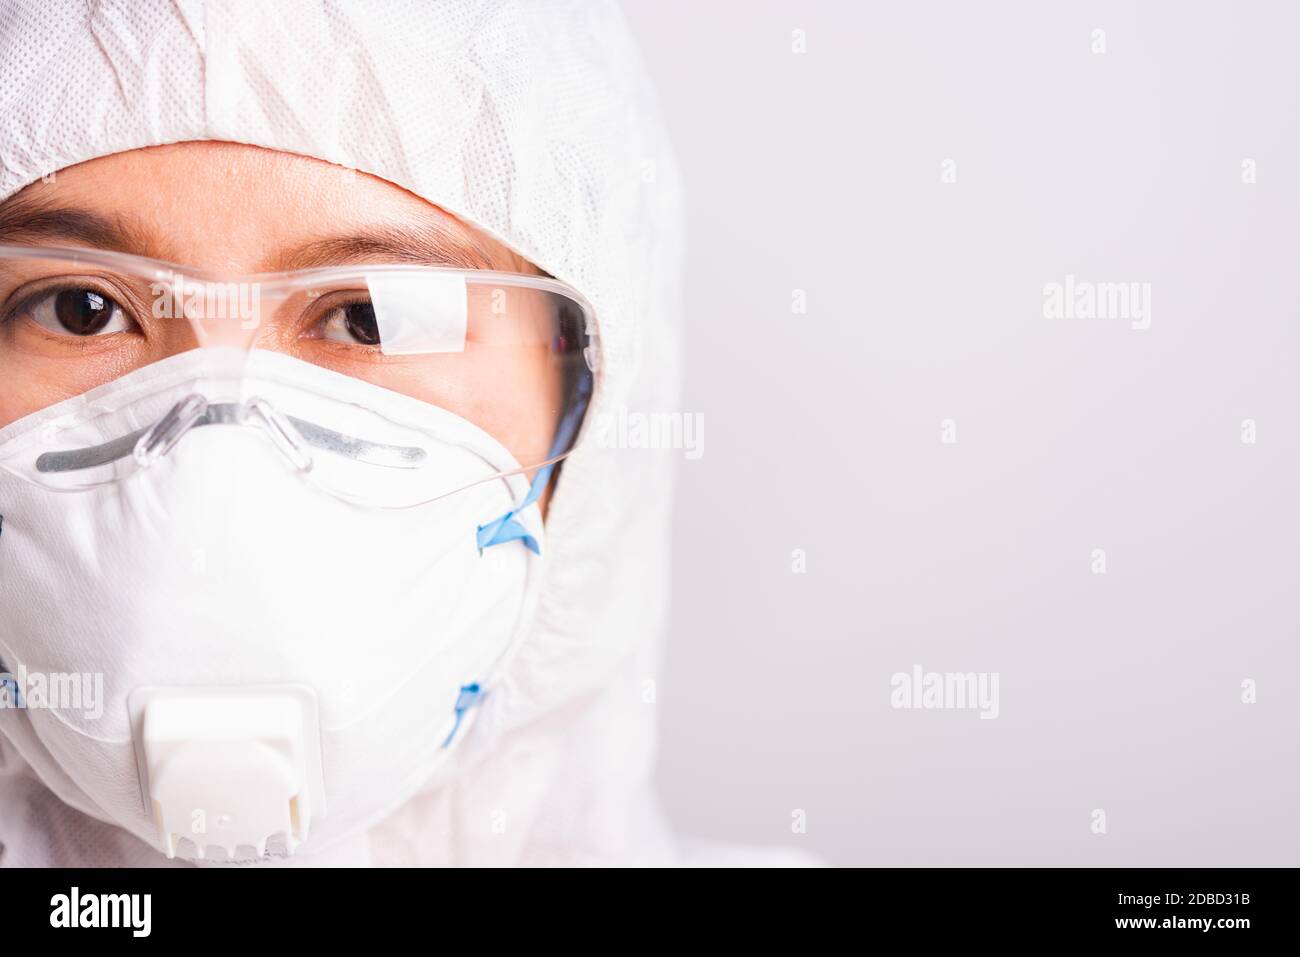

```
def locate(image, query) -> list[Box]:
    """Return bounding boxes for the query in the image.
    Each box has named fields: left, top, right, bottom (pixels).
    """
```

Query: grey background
left=627, top=0, right=1300, bottom=865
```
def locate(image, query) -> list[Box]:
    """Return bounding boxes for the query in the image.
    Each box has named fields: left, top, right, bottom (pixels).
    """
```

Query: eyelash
left=0, top=279, right=139, bottom=330
left=2, top=283, right=112, bottom=322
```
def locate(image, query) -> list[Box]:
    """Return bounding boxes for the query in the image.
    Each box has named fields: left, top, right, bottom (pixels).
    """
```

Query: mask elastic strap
left=440, top=683, right=485, bottom=749
left=476, top=368, right=593, bottom=556
left=475, top=464, right=553, bottom=555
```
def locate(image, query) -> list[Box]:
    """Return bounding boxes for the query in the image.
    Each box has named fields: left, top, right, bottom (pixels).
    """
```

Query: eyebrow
left=0, top=196, right=503, bottom=272
left=272, top=223, right=498, bottom=272
left=0, top=196, right=179, bottom=261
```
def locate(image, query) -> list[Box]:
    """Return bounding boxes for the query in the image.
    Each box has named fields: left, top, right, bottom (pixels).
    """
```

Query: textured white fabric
left=0, top=0, right=692, bottom=867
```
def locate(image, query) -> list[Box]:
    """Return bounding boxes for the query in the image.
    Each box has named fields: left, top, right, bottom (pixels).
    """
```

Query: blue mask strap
left=440, top=683, right=485, bottom=749
left=475, top=465, right=552, bottom=555
left=475, top=462, right=551, bottom=553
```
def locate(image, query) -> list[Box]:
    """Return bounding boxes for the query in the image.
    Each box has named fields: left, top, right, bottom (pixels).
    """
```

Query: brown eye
left=321, top=301, right=382, bottom=346
left=27, top=288, right=131, bottom=337
left=344, top=303, right=381, bottom=345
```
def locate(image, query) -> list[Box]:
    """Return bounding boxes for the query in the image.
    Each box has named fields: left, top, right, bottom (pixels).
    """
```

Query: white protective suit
left=0, top=0, right=692, bottom=867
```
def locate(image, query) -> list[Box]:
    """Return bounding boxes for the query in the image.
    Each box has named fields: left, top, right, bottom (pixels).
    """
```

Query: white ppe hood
left=0, top=0, right=688, bottom=866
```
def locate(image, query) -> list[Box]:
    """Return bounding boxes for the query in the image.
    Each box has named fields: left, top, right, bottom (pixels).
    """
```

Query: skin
left=0, top=142, right=572, bottom=504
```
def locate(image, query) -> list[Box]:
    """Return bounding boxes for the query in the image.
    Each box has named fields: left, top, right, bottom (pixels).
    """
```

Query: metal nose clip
left=133, top=395, right=209, bottom=469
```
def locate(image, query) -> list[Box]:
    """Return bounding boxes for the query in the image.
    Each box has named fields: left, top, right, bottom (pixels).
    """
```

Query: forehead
left=0, top=142, right=520, bottom=274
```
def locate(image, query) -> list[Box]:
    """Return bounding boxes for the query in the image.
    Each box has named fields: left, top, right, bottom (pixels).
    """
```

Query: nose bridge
left=169, top=273, right=273, bottom=350
left=206, top=279, right=313, bottom=355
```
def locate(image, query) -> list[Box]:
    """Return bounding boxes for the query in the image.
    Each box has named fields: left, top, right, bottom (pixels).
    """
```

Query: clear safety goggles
left=0, top=244, right=600, bottom=508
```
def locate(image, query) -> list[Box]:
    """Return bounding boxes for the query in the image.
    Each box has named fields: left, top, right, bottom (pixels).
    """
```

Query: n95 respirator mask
left=0, top=349, right=547, bottom=861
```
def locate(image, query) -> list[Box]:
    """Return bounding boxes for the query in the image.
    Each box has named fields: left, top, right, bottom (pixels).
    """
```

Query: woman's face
left=0, top=141, right=565, bottom=474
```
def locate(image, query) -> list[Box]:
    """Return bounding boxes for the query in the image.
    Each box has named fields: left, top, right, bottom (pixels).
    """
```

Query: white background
left=626, top=0, right=1300, bottom=865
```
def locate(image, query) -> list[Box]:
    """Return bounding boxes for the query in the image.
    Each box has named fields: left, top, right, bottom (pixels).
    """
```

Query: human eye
left=4, top=282, right=135, bottom=338
left=316, top=298, right=382, bottom=347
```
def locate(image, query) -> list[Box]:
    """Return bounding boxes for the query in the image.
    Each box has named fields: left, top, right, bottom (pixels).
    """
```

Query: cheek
left=0, top=380, right=67, bottom=428
left=478, top=346, right=565, bottom=469
left=319, top=345, right=564, bottom=469
left=0, top=337, right=166, bottom=427
left=0, top=292, right=162, bottom=422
